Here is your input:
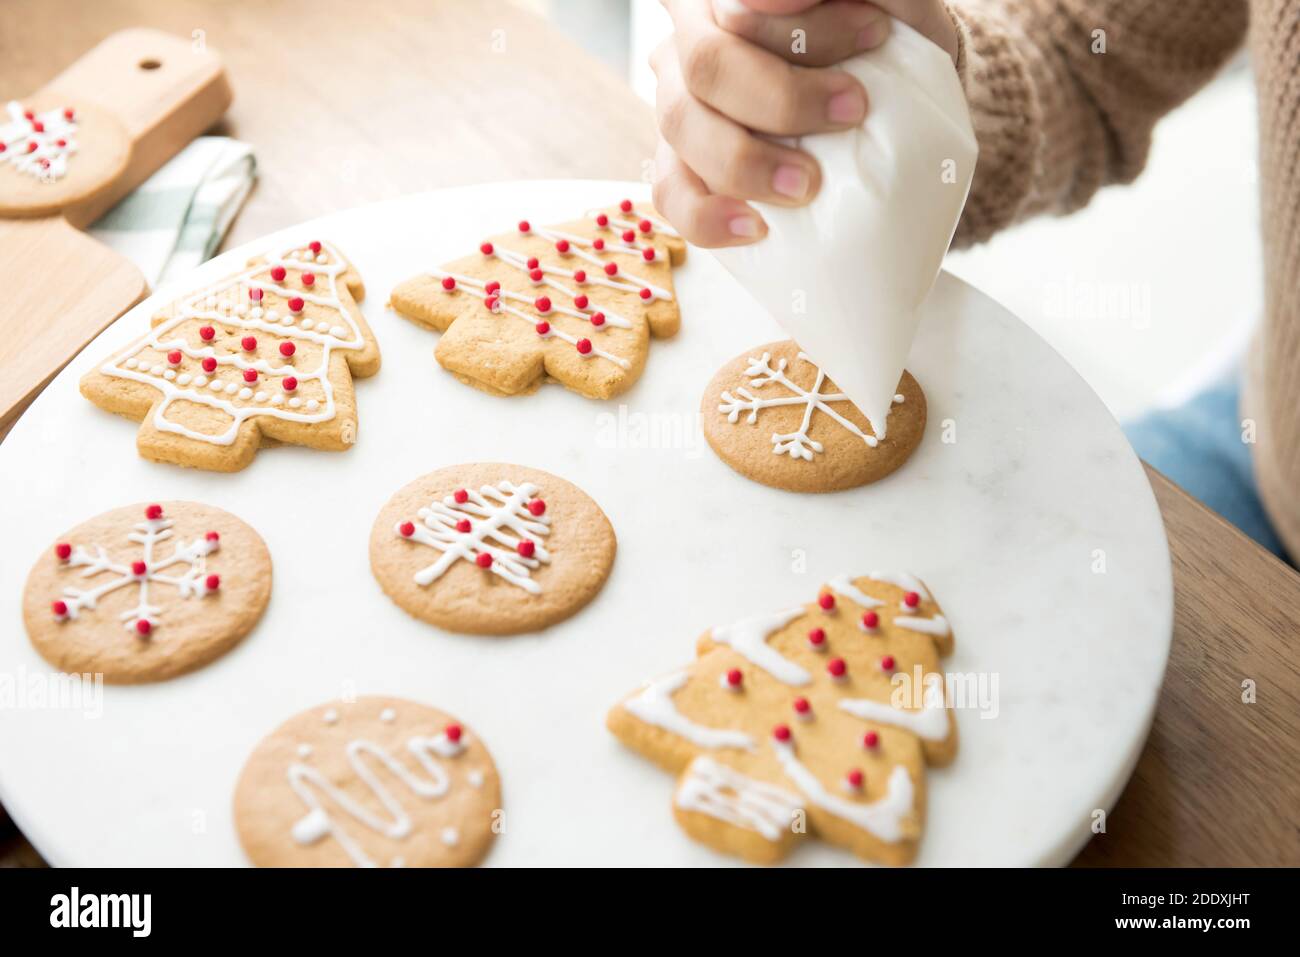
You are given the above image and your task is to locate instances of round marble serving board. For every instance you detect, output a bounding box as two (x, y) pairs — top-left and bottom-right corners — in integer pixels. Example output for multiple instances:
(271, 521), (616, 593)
(0, 180), (1172, 866)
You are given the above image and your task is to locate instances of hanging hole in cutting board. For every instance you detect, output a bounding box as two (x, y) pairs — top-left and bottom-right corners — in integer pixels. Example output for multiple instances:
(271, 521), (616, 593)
(138, 58), (162, 70)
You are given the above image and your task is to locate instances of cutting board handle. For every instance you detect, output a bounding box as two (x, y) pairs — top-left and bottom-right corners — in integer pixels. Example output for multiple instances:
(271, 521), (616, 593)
(42, 28), (233, 228)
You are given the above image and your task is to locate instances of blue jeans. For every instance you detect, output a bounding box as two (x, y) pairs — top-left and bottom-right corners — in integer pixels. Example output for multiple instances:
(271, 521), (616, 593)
(1124, 376), (1289, 560)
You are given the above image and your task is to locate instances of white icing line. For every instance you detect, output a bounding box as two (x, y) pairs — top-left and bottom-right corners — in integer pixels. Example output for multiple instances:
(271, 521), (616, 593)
(675, 756), (802, 841)
(623, 672), (754, 751)
(772, 741), (914, 843)
(710, 606), (810, 686)
(839, 675), (950, 741)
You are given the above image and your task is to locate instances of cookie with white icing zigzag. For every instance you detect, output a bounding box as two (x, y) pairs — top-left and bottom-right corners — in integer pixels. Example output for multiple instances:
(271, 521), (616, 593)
(607, 572), (955, 865)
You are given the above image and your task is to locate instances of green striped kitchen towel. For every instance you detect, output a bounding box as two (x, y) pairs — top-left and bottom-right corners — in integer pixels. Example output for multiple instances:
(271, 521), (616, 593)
(89, 136), (255, 288)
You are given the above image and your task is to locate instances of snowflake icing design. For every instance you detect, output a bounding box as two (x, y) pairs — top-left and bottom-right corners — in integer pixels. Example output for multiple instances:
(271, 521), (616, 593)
(717, 352), (902, 461)
(396, 481), (552, 594)
(53, 515), (219, 632)
(1, 101), (78, 182)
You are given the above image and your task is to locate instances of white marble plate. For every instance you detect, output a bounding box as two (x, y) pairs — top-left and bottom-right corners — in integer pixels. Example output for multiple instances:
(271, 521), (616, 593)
(0, 180), (1172, 866)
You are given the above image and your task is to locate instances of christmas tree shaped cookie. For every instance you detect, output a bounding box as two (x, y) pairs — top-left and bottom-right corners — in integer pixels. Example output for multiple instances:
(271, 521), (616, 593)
(80, 240), (380, 472)
(608, 573), (956, 865)
(388, 199), (684, 399)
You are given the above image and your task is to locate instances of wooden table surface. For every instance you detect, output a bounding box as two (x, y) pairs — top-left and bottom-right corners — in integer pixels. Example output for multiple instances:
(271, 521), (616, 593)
(2, 0), (1297, 868)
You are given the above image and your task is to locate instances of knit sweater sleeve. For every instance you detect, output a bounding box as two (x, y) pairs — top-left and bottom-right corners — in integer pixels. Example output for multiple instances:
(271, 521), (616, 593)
(946, 0), (1250, 247)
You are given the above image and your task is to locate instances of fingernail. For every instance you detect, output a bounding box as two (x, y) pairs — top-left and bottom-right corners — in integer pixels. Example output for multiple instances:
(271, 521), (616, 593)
(728, 215), (761, 237)
(772, 164), (810, 200)
(856, 20), (888, 50)
(827, 88), (866, 125)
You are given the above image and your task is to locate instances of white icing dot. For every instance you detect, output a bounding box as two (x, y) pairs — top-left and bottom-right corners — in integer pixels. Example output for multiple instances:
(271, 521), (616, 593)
(314, 320), (329, 332)
(236, 304), (249, 316)
(305, 399), (320, 412)
(149, 363), (164, 375)
(440, 827), (459, 847)
(329, 325), (345, 338)
(208, 379), (223, 391)
(250, 307), (263, 319)
(238, 387), (252, 400)
(288, 397), (302, 408)
(177, 373), (192, 386)
(124, 358), (138, 369)
(254, 391), (267, 403)
(270, 394), (284, 406)
(192, 375), (208, 387)
(223, 382), (238, 395)
(467, 770), (484, 789)
(163, 369), (176, 380)
(287, 251), (300, 260)
(264, 310), (278, 323)
(299, 319), (312, 329)
(297, 744), (313, 758)
(322, 708), (338, 724)
(281, 313), (295, 325)
(379, 708), (396, 723)
(315, 254), (327, 264)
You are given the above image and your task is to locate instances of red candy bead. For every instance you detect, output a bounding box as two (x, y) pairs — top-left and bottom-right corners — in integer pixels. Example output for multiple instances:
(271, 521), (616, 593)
(807, 627), (826, 647)
(818, 592), (835, 610)
(241, 336), (257, 351)
(55, 138), (66, 147)
(862, 611), (879, 630)
(249, 287), (263, 301)
(573, 294), (589, 309)
(441, 276), (456, 291)
(573, 270), (587, 283)
(793, 697), (811, 715)
(280, 342), (296, 357)
(132, 561), (148, 576)
(480, 242), (494, 255)
(205, 531), (220, 543)
(592, 238), (605, 251)
(167, 350), (182, 365)
(595, 213), (609, 227)
(399, 521), (415, 537)
(576, 338), (593, 355)
(642, 247), (656, 261)
(453, 488), (469, 504)
(529, 269), (543, 282)
(535, 296), (552, 313)
(31, 121), (44, 133)
(517, 539), (536, 558)
(301, 272), (315, 287)
(243, 369), (258, 383)
(880, 655), (896, 672)
(639, 218), (652, 233)
(527, 499), (546, 516)
(445, 724), (463, 743)
(201, 357), (217, 373)
(199, 325), (215, 341)
(726, 668), (743, 688)
(205, 574), (220, 591)
(456, 519), (472, 533)
(620, 199), (633, 212)
(904, 591), (921, 608)
(622, 229), (635, 243)
(535, 321), (550, 335)
(146, 504), (163, 520)
(638, 288), (652, 300)
(485, 280), (500, 294)
(283, 376), (298, 392)
(55, 543), (72, 561)
(0, 144), (7, 154)
(135, 620), (152, 636)
(527, 257), (539, 269)
(288, 297), (305, 313)
(555, 239), (570, 253)
(590, 313), (605, 327)
(52, 600), (68, 617)
(846, 769), (864, 789)
(308, 241), (322, 254)
(26, 142), (37, 153)
(863, 730), (880, 749)
(518, 220), (531, 233)
(604, 263), (619, 277)
(772, 724), (791, 742)
(828, 658), (847, 678)
(476, 552), (493, 568)
(270, 266), (286, 281)
(64, 108), (75, 120)
(23, 110), (34, 120)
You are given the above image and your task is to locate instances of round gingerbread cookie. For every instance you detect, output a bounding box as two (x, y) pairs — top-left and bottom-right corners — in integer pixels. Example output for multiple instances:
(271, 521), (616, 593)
(370, 463), (616, 635)
(21, 501), (271, 683)
(702, 340), (927, 493)
(234, 697), (501, 868)
(0, 98), (130, 219)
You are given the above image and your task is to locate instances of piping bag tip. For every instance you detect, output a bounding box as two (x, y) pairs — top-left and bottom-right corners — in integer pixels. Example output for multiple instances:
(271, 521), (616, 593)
(709, 20), (977, 439)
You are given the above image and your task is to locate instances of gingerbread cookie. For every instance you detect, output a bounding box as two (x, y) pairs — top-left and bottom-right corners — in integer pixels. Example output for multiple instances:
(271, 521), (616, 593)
(370, 463), (616, 635)
(607, 573), (956, 865)
(79, 240), (381, 472)
(22, 501), (270, 684)
(388, 199), (683, 399)
(234, 697), (501, 867)
(0, 99), (130, 218)
(702, 340), (926, 493)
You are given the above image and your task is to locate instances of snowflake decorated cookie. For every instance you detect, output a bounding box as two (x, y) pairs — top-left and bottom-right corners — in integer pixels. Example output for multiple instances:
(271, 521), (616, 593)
(21, 502), (271, 684)
(0, 99), (130, 217)
(370, 463), (616, 635)
(387, 199), (684, 399)
(607, 573), (955, 866)
(234, 697), (501, 867)
(702, 340), (926, 492)
(79, 240), (381, 472)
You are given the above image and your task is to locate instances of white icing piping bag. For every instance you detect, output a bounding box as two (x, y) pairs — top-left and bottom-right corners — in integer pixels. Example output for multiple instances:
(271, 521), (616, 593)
(710, 17), (977, 440)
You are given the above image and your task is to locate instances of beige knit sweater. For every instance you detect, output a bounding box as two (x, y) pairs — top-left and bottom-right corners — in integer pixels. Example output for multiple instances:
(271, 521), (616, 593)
(947, 0), (1300, 558)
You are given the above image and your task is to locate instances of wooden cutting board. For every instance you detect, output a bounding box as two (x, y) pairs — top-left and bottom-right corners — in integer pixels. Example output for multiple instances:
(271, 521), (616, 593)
(0, 28), (231, 437)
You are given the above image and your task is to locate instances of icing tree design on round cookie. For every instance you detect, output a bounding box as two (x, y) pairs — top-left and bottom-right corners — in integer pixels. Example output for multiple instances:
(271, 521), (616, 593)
(395, 480), (552, 594)
(607, 573), (956, 866)
(0, 102), (78, 182)
(720, 351), (904, 460)
(48, 503), (219, 635)
(78, 240), (381, 472)
(235, 698), (502, 867)
(388, 199), (684, 400)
